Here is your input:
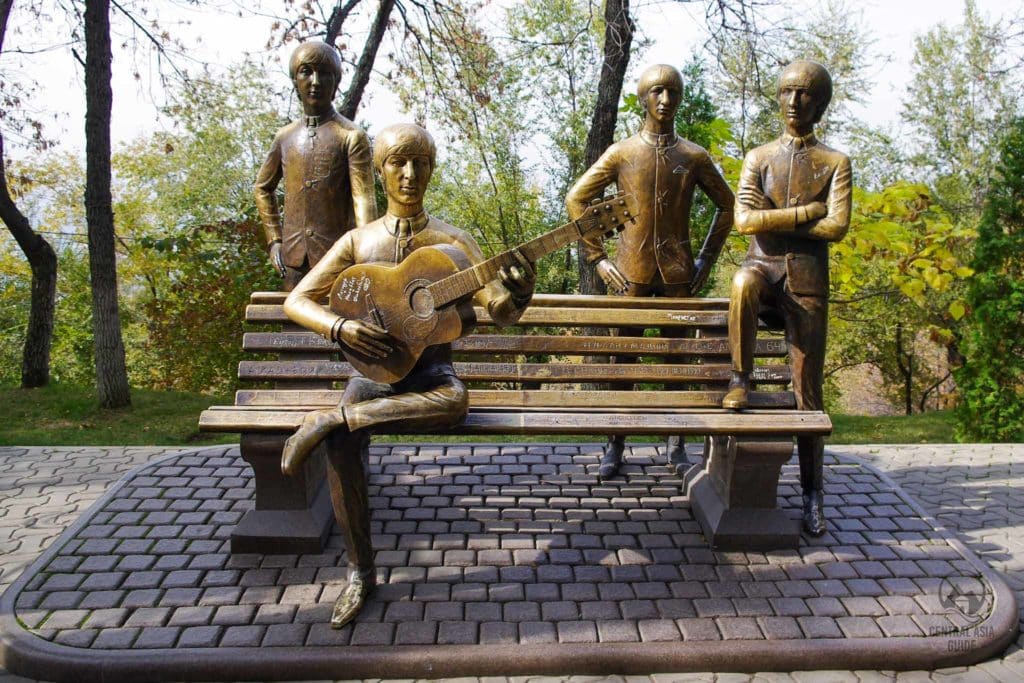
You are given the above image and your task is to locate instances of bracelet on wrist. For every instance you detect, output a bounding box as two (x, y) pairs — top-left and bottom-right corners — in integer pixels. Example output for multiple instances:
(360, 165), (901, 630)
(329, 317), (347, 344)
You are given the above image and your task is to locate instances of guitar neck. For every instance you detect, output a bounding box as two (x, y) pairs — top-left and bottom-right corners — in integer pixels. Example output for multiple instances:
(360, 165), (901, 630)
(426, 220), (585, 308)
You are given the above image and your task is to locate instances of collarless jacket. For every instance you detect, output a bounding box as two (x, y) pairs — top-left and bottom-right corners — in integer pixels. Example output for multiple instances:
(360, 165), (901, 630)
(254, 110), (376, 268)
(567, 134), (734, 286)
(735, 135), (852, 297)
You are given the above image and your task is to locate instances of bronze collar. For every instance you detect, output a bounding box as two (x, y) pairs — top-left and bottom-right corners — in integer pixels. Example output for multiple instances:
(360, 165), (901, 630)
(639, 130), (678, 148)
(385, 211), (429, 237)
(780, 131), (818, 150)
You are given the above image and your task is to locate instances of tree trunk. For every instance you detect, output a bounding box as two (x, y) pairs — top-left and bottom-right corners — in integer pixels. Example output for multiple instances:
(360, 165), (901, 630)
(895, 322), (912, 416)
(324, 0), (361, 45)
(0, 2), (58, 388)
(578, 0), (633, 295)
(84, 0), (131, 408)
(0, 134), (57, 388)
(339, 0), (395, 120)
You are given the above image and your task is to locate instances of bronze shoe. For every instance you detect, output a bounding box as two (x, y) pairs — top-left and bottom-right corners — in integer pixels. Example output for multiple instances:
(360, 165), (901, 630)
(281, 408), (347, 476)
(721, 372), (750, 411)
(330, 571), (376, 629)
(666, 435), (687, 477)
(599, 436), (625, 480)
(802, 492), (826, 537)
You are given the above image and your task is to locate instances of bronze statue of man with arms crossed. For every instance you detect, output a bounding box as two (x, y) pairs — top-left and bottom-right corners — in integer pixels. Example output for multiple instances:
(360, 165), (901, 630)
(566, 64), (735, 479)
(722, 60), (852, 537)
(280, 124), (536, 628)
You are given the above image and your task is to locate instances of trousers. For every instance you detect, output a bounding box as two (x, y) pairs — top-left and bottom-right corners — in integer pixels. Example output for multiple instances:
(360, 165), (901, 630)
(324, 364), (468, 577)
(728, 264), (826, 494)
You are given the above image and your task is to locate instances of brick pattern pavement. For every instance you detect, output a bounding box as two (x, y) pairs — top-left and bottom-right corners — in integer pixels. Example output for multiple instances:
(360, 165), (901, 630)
(0, 447), (200, 594)
(0, 443), (1021, 683)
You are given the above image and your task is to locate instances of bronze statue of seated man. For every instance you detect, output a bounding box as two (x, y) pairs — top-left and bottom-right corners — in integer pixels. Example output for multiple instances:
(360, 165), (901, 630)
(722, 60), (852, 537)
(280, 124), (536, 628)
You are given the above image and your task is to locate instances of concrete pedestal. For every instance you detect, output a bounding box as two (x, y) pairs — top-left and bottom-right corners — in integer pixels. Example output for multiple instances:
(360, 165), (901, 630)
(687, 435), (800, 550)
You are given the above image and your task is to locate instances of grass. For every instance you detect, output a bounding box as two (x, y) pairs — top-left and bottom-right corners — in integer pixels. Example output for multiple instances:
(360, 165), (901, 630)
(0, 384), (235, 447)
(829, 410), (956, 444)
(0, 383), (959, 447)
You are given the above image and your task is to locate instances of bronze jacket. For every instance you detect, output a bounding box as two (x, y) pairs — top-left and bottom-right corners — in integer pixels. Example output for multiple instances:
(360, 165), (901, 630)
(735, 133), (852, 297)
(566, 132), (734, 285)
(254, 109), (377, 268)
(283, 212), (528, 340)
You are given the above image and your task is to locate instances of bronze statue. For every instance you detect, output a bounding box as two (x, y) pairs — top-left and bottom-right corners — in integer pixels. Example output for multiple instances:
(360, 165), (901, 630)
(722, 60), (852, 537)
(254, 41), (378, 290)
(566, 64), (735, 480)
(280, 124), (535, 628)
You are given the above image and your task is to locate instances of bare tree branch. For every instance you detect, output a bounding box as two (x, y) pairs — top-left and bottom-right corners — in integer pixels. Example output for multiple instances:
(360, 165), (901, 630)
(339, 0), (394, 119)
(325, 0), (362, 44)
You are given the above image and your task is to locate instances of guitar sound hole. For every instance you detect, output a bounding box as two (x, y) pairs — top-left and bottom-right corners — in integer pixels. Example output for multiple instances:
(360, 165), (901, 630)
(409, 287), (435, 317)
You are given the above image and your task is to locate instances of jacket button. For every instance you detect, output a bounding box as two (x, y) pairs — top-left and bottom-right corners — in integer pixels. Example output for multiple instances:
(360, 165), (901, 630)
(304, 180), (312, 188)
(305, 229), (313, 236)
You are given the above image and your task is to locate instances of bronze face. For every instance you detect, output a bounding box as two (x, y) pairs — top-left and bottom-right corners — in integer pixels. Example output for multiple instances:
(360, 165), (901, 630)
(381, 154), (432, 211)
(776, 61), (832, 136)
(294, 60), (339, 114)
(644, 82), (681, 126)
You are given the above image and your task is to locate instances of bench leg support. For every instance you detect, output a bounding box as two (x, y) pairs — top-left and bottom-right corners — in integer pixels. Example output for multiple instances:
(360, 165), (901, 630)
(688, 435), (801, 550)
(232, 433), (334, 554)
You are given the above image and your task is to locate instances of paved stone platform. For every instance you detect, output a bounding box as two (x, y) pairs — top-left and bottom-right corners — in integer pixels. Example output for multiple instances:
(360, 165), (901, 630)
(0, 444), (1016, 682)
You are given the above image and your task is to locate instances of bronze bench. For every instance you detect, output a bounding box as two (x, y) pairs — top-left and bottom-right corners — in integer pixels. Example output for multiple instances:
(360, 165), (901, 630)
(199, 291), (832, 553)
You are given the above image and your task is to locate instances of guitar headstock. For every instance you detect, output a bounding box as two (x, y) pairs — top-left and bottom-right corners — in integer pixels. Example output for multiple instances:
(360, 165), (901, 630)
(578, 192), (638, 239)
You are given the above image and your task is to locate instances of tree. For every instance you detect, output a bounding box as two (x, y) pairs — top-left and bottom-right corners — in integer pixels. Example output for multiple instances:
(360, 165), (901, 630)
(577, 0), (634, 295)
(84, 0), (130, 408)
(0, 0), (56, 388)
(708, 0), (877, 153)
(827, 182), (976, 414)
(902, 0), (1022, 219)
(113, 63), (283, 392)
(954, 118), (1024, 442)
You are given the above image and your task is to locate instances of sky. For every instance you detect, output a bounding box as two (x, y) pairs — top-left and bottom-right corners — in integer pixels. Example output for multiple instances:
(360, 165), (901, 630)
(3, 0), (1021, 158)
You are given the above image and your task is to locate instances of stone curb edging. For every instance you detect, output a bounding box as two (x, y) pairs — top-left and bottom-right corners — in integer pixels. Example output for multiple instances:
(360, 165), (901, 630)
(0, 445), (1017, 682)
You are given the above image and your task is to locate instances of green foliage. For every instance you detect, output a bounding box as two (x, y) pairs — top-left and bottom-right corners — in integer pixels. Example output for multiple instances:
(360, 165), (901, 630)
(2, 61), (284, 395)
(709, 0), (876, 152)
(827, 182), (975, 413)
(902, 0), (1021, 218)
(954, 118), (1024, 442)
(110, 62), (283, 392)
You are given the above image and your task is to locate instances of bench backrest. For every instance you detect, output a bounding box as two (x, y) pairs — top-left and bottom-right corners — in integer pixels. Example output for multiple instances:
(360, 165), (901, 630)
(236, 292), (795, 412)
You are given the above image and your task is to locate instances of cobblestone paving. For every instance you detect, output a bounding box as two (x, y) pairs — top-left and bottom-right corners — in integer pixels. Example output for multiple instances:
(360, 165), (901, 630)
(0, 443), (1021, 683)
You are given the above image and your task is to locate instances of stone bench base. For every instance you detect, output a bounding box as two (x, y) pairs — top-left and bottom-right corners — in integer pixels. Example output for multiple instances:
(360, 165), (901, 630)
(686, 436), (801, 550)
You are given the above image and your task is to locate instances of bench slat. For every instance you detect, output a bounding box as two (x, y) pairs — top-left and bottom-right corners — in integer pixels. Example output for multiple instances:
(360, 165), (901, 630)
(234, 388), (795, 409)
(238, 360), (792, 384)
(242, 332), (789, 357)
(199, 407), (831, 435)
(250, 291), (731, 310)
(246, 304), (729, 328)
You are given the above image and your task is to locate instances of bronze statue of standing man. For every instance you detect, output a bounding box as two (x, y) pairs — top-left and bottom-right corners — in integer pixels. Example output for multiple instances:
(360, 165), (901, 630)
(566, 64), (735, 479)
(722, 60), (852, 536)
(255, 41), (378, 290)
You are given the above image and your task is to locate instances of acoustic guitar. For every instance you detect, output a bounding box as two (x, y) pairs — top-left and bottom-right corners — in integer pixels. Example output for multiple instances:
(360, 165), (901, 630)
(328, 193), (638, 383)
